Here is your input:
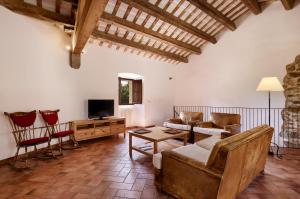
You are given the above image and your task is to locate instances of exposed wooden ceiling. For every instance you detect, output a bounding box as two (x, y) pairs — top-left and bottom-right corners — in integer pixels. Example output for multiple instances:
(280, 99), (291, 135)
(0, 0), (298, 68)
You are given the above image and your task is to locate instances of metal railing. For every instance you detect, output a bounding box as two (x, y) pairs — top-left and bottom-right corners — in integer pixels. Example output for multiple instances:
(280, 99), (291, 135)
(174, 106), (300, 149)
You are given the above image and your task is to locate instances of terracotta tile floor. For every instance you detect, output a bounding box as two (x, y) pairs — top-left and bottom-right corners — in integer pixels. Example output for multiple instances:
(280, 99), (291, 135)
(0, 134), (299, 199)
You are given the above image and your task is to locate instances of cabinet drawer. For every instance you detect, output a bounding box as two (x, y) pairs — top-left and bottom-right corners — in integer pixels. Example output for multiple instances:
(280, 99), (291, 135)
(95, 126), (110, 136)
(111, 124), (125, 134)
(75, 129), (95, 140)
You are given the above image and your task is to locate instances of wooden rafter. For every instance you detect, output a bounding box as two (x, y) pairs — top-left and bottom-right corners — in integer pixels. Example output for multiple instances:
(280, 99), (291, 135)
(55, 0), (62, 13)
(121, 0), (217, 44)
(71, 0), (109, 68)
(240, 0), (262, 14)
(37, 0), (42, 7)
(187, 0), (236, 31)
(92, 30), (188, 63)
(0, 0), (74, 26)
(280, 0), (295, 10)
(101, 13), (201, 55)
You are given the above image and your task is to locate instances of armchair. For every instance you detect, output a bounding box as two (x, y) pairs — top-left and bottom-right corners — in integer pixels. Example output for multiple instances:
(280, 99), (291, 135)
(194, 112), (241, 142)
(163, 112), (203, 142)
(155, 125), (274, 199)
(4, 111), (54, 168)
(39, 110), (78, 155)
(164, 111), (203, 130)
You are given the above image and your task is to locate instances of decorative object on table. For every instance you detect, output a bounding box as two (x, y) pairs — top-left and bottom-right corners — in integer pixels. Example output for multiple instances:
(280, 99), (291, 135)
(134, 129), (152, 134)
(138, 145), (153, 151)
(256, 76), (284, 157)
(162, 129), (182, 134)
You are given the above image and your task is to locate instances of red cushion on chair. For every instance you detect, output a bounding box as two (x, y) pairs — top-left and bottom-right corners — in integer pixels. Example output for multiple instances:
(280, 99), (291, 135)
(19, 137), (49, 146)
(40, 111), (59, 125)
(10, 111), (36, 128)
(52, 130), (74, 138)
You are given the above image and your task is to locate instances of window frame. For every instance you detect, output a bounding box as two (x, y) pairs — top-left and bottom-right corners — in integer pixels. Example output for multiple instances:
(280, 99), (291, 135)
(118, 77), (143, 106)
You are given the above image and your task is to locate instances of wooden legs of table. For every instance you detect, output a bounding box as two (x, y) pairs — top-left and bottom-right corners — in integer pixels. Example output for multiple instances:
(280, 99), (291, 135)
(129, 133), (133, 159)
(183, 134), (188, 146)
(153, 141), (158, 154)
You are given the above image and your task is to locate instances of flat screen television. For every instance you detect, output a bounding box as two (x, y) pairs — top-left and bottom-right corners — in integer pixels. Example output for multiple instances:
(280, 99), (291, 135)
(88, 99), (114, 119)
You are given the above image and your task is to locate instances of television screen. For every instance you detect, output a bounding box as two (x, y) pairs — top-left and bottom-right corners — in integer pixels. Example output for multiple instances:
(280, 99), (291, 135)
(88, 100), (114, 119)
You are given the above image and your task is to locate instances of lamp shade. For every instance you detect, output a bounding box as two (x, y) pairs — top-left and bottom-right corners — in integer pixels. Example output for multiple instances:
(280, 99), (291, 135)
(256, 77), (284, 91)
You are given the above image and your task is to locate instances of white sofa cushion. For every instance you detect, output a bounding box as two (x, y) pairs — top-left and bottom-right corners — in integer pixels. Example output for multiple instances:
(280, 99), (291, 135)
(153, 144), (211, 169)
(195, 135), (221, 150)
(163, 122), (191, 131)
(193, 127), (228, 135)
(173, 144), (211, 164)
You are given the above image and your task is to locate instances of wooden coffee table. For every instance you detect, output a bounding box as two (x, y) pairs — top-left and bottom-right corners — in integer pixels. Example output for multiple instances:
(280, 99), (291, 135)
(128, 126), (189, 158)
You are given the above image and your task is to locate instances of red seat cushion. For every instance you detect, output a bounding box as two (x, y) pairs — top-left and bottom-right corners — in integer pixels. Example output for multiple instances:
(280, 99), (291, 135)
(19, 137), (49, 147)
(52, 130), (74, 138)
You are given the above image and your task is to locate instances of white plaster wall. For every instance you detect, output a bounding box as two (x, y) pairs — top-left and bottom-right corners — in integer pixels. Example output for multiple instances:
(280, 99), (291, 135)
(174, 3), (300, 108)
(0, 7), (175, 160)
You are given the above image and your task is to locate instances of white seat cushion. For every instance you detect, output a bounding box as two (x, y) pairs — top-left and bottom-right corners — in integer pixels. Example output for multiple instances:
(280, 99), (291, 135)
(163, 122), (191, 131)
(153, 144), (211, 169)
(193, 127), (228, 135)
(195, 135), (221, 150)
(173, 144), (211, 164)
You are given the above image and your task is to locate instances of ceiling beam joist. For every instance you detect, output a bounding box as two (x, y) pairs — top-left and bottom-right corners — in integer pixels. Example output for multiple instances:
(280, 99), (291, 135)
(101, 13), (201, 55)
(92, 30), (188, 63)
(55, 0), (62, 13)
(280, 0), (295, 10)
(121, 0), (216, 44)
(187, 0), (236, 30)
(0, 0), (74, 26)
(71, 0), (109, 68)
(240, 0), (262, 14)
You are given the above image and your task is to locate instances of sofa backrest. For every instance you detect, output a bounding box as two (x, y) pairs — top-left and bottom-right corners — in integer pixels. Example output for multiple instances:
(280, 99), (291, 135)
(179, 112), (203, 124)
(206, 125), (274, 199)
(211, 112), (241, 128)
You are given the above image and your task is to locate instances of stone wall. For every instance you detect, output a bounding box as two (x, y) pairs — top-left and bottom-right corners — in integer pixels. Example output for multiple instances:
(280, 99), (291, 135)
(281, 55), (300, 148)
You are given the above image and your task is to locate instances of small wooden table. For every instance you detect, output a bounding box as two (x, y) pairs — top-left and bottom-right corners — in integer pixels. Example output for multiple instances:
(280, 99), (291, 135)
(129, 126), (189, 158)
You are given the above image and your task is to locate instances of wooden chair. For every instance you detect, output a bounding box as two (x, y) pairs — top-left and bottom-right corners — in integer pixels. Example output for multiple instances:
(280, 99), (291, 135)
(39, 110), (78, 155)
(4, 111), (53, 167)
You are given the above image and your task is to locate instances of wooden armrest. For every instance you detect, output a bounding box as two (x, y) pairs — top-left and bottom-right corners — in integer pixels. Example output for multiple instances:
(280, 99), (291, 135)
(188, 120), (200, 126)
(224, 124), (241, 134)
(197, 121), (214, 128)
(168, 118), (183, 124)
(162, 150), (222, 179)
(221, 132), (236, 139)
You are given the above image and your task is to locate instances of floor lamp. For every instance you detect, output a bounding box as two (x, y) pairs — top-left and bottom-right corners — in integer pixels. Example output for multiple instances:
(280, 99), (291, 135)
(256, 77), (284, 156)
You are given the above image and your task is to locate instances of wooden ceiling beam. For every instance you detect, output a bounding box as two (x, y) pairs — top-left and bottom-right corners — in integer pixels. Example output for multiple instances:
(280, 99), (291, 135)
(187, 0), (236, 30)
(280, 0), (295, 10)
(55, 0), (62, 13)
(121, 0), (216, 44)
(0, 0), (74, 25)
(101, 13), (201, 54)
(92, 30), (188, 63)
(71, 0), (109, 68)
(240, 0), (262, 14)
(37, 0), (42, 7)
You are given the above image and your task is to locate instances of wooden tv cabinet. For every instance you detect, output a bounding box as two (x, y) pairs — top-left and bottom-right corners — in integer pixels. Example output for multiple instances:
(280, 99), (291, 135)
(71, 117), (126, 141)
